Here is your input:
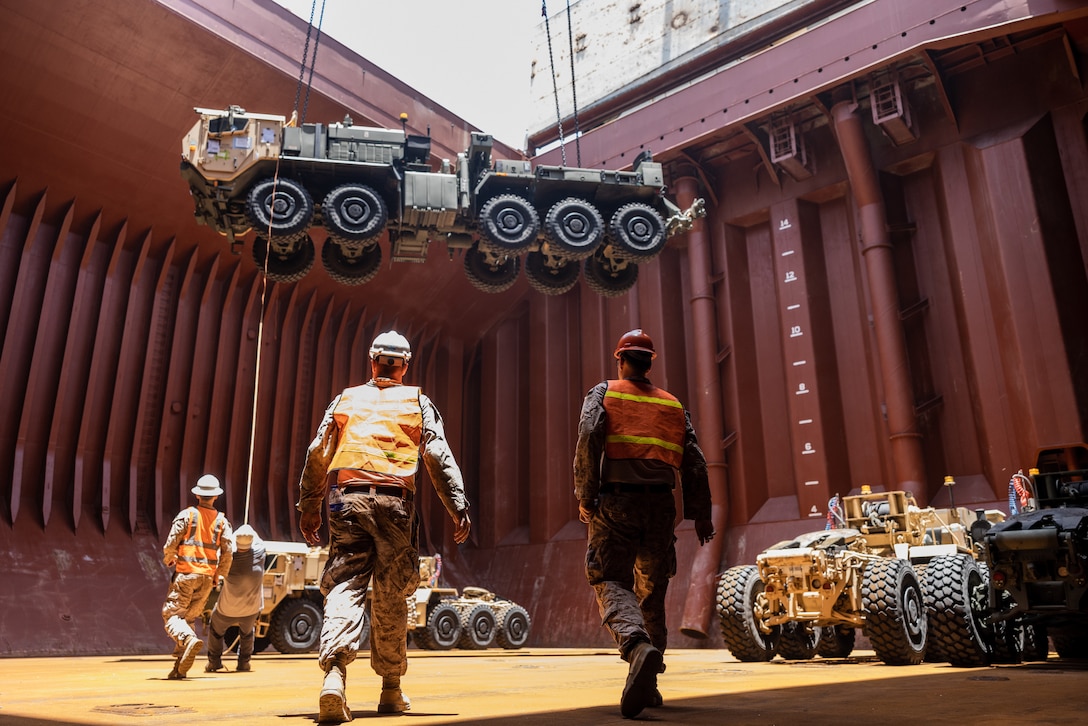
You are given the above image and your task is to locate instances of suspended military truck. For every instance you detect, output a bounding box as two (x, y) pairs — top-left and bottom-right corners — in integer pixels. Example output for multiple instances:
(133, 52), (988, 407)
(716, 488), (1009, 666)
(977, 444), (1088, 660)
(179, 105), (704, 296)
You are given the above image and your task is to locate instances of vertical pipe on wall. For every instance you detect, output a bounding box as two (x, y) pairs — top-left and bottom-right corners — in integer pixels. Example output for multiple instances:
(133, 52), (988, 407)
(831, 98), (927, 501)
(675, 174), (729, 639)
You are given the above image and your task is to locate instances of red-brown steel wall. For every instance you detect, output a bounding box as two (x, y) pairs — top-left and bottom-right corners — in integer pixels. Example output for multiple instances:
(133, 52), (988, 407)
(2, 0), (1087, 656)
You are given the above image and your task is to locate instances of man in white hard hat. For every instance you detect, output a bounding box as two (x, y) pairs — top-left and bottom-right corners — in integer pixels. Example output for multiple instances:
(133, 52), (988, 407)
(297, 330), (471, 723)
(204, 523), (265, 673)
(161, 473), (234, 680)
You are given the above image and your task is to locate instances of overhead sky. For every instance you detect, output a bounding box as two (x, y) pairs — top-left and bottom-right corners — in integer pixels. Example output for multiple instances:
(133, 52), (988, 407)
(273, 0), (546, 151)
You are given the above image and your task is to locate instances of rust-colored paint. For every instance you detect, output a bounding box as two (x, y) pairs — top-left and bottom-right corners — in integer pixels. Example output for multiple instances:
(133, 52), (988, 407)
(1, 0), (1087, 656)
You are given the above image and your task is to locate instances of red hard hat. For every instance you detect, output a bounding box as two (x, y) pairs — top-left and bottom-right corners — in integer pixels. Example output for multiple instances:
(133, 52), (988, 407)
(613, 329), (657, 359)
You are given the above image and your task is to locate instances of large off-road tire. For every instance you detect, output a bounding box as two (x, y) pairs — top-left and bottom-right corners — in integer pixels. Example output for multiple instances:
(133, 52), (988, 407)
(320, 239), (382, 286)
(463, 244), (520, 293)
(816, 625), (856, 658)
(1022, 622), (1049, 662)
(583, 249), (638, 297)
(478, 194), (539, 252)
(524, 251), (580, 295)
(357, 607), (371, 650)
(1051, 626), (1088, 659)
(922, 554), (990, 666)
(495, 604), (531, 649)
(458, 603), (497, 650)
(716, 566), (779, 662)
(775, 621), (820, 660)
(268, 598), (322, 654)
(252, 234), (315, 284)
(544, 197), (604, 260)
(425, 602), (462, 651)
(245, 177), (314, 240)
(322, 183), (387, 242)
(609, 202), (666, 263)
(862, 558), (927, 665)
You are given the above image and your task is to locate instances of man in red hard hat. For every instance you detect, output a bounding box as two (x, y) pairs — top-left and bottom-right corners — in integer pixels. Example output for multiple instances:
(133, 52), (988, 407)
(574, 329), (714, 719)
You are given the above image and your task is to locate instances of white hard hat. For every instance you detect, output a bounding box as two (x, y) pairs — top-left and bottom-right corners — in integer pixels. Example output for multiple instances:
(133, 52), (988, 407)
(234, 524), (257, 550)
(369, 330), (412, 365)
(191, 474), (224, 497)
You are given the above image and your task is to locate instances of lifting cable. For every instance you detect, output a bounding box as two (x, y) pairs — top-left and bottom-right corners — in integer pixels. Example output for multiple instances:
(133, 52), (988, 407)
(243, 0), (326, 528)
(541, 1), (583, 166)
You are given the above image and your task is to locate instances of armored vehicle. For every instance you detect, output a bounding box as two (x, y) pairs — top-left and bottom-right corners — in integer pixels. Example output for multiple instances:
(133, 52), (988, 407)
(179, 105), (704, 296)
(214, 546), (531, 654)
(407, 555), (532, 651)
(716, 488), (1006, 666)
(977, 444), (1088, 660)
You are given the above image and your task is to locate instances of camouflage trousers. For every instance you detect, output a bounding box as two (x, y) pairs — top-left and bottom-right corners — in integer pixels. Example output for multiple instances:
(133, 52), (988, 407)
(162, 572), (214, 645)
(585, 491), (677, 661)
(318, 491), (419, 677)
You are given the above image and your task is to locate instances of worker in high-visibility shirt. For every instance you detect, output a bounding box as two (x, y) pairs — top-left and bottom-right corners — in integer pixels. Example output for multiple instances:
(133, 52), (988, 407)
(297, 330), (471, 723)
(161, 474), (234, 680)
(574, 329), (714, 719)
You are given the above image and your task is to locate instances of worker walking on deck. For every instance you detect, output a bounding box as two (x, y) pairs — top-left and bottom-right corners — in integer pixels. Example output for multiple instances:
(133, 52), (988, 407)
(161, 474), (234, 680)
(204, 523), (265, 673)
(574, 329), (714, 719)
(297, 330), (471, 723)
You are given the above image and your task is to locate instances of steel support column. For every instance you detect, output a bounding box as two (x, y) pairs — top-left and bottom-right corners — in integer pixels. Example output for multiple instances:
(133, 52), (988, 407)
(831, 99), (927, 500)
(675, 174), (728, 639)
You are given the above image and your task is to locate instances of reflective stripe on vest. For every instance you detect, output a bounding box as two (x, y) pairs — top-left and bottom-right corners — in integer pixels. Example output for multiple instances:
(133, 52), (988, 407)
(602, 379), (685, 468)
(329, 384), (423, 477)
(175, 506), (226, 576)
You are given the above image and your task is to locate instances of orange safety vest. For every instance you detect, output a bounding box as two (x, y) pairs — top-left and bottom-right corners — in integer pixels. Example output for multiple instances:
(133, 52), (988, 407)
(175, 506), (227, 576)
(602, 379), (686, 469)
(329, 384), (423, 478)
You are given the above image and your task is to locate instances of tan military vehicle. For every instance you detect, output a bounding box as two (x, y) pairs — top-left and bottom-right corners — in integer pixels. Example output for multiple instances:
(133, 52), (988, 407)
(716, 488), (1007, 665)
(224, 546), (530, 654)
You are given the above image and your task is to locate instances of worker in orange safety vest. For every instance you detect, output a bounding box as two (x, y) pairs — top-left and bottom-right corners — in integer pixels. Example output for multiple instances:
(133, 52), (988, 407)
(574, 329), (714, 719)
(297, 330), (471, 723)
(161, 473), (233, 680)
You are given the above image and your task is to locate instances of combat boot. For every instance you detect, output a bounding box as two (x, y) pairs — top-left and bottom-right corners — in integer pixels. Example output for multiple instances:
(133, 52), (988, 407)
(176, 635), (203, 678)
(319, 654), (352, 723)
(377, 675), (411, 714)
(620, 641), (662, 719)
(235, 660), (251, 672)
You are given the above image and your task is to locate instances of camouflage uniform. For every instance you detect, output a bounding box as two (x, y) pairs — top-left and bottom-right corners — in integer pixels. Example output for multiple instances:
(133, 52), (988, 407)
(297, 379), (469, 677)
(574, 378), (711, 661)
(161, 506), (233, 646)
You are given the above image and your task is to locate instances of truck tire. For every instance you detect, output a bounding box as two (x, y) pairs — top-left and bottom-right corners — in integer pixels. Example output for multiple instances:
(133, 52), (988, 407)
(357, 607), (371, 650)
(320, 239), (382, 286)
(524, 251), (579, 295)
(458, 603), (497, 650)
(269, 598), (322, 654)
(716, 566), (779, 662)
(245, 177), (314, 240)
(816, 625), (856, 658)
(252, 234), (315, 283)
(1051, 626), (1088, 659)
(544, 198), (604, 260)
(463, 244), (520, 293)
(922, 554), (990, 666)
(861, 558), (927, 665)
(775, 622), (820, 660)
(583, 249), (638, 297)
(322, 184), (387, 242)
(479, 194), (539, 252)
(495, 604), (531, 649)
(425, 602), (462, 650)
(608, 202), (666, 263)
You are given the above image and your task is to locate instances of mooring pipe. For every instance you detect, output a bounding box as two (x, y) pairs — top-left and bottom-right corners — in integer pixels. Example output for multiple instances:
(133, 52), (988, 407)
(831, 99), (927, 501)
(674, 174), (729, 639)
